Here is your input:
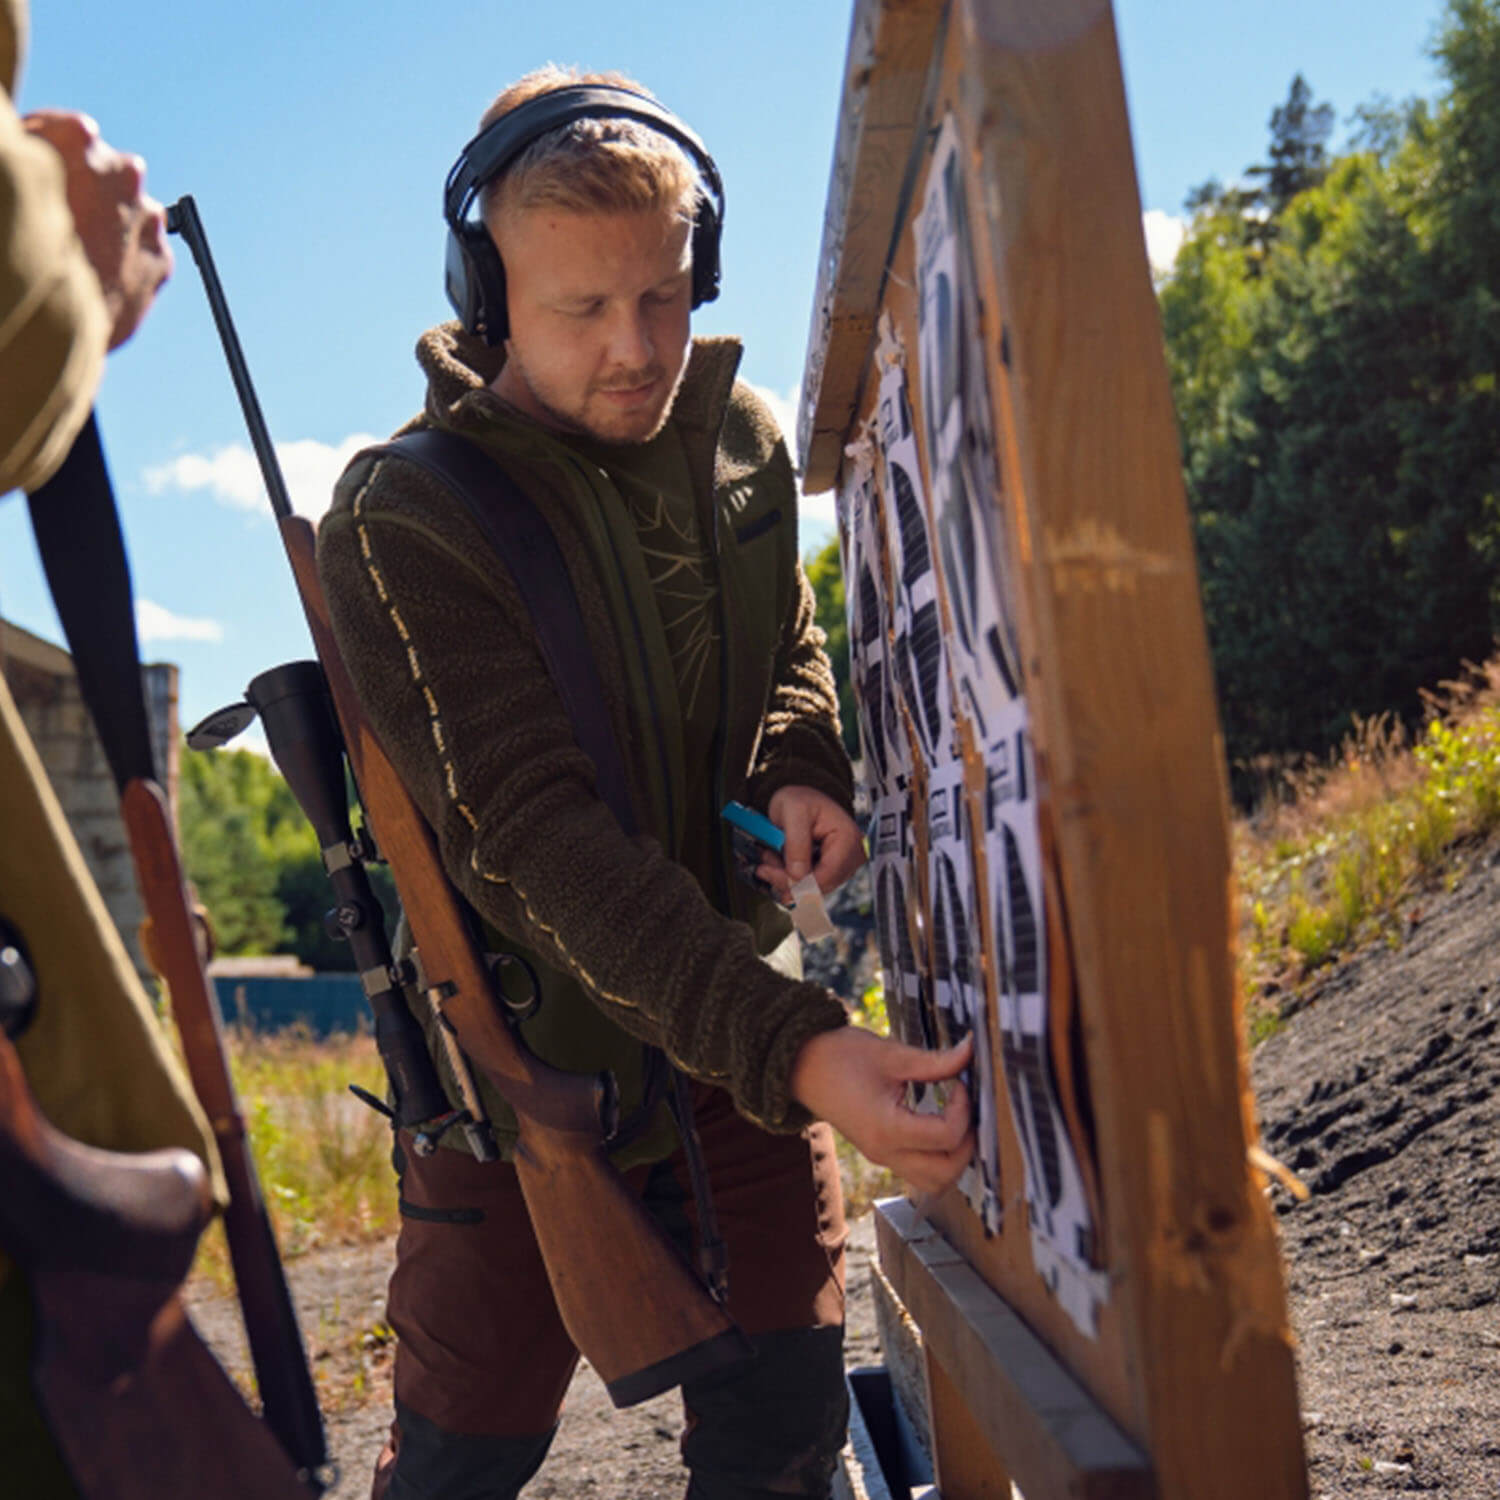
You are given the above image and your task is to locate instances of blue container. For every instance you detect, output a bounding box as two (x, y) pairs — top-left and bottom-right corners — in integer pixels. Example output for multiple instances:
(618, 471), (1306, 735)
(212, 974), (370, 1037)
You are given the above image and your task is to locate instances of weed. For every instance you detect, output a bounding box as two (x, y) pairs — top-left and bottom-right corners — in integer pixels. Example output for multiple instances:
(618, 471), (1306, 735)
(190, 1028), (396, 1289)
(1238, 659), (1500, 1022)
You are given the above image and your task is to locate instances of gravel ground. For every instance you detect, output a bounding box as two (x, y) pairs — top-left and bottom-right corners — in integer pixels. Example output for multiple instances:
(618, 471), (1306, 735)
(1254, 853), (1500, 1496)
(186, 1213), (882, 1498)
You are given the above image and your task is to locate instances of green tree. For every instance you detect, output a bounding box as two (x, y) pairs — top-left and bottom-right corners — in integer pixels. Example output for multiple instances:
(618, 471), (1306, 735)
(179, 745), (391, 969)
(1164, 1), (1500, 782)
(179, 746), (295, 954)
(1184, 74), (1335, 266)
(1247, 73), (1336, 221)
(805, 536), (858, 757)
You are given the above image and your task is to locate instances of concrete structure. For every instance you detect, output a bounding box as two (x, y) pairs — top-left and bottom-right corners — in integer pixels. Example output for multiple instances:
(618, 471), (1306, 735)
(2, 616), (179, 987)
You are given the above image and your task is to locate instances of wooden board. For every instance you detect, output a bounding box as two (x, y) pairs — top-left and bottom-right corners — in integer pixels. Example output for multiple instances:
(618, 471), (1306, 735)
(878, 1198), (1150, 1500)
(801, 3), (1309, 1497)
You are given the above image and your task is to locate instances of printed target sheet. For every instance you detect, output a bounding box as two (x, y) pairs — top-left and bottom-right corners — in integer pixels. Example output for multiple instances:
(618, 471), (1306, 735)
(914, 114), (1107, 1335)
(839, 115), (1107, 1332)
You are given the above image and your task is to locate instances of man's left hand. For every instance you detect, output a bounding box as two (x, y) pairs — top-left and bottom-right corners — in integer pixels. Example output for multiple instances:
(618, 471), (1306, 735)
(758, 785), (865, 902)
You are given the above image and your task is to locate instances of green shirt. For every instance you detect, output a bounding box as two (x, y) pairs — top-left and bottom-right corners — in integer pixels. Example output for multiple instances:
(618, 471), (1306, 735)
(575, 422), (724, 900)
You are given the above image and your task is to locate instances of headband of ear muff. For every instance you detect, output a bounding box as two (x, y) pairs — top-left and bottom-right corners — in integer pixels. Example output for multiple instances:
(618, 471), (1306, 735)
(443, 84), (725, 347)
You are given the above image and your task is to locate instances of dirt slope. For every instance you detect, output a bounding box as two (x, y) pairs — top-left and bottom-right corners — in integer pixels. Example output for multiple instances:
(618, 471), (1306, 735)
(1253, 853), (1500, 1495)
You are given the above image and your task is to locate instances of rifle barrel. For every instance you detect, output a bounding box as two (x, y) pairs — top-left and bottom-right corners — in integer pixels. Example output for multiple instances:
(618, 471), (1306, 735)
(166, 196), (295, 521)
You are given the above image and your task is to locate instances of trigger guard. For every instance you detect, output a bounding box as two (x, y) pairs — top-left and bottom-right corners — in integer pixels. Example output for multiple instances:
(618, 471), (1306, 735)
(488, 950), (542, 1021)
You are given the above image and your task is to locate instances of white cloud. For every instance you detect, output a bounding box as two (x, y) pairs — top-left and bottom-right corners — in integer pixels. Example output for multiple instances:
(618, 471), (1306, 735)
(144, 433), (383, 520)
(1143, 209), (1187, 278)
(135, 598), (223, 643)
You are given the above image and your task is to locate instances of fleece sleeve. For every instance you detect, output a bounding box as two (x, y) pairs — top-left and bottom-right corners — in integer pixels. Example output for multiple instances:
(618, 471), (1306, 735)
(317, 455), (849, 1132)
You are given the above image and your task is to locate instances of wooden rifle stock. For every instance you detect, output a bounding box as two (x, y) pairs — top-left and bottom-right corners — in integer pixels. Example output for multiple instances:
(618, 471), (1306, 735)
(281, 513), (750, 1402)
(122, 778), (331, 1467)
(0, 1033), (307, 1498)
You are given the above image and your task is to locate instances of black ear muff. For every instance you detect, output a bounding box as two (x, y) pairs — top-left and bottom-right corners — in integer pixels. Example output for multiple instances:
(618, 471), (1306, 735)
(445, 220), (508, 344)
(442, 84), (725, 347)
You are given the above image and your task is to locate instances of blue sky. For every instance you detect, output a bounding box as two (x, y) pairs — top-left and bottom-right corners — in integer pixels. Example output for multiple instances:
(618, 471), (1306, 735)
(2, 0), (1448, 747)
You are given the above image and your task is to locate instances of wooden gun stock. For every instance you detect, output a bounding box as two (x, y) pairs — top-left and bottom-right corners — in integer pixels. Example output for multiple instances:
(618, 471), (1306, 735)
(281, 514), (750, 1404)
(0, 1035), (307, 1499)
(122, 777), (329, 1468)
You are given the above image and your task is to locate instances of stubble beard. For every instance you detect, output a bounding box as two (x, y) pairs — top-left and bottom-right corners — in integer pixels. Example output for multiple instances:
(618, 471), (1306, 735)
(509, 351), (688, 447)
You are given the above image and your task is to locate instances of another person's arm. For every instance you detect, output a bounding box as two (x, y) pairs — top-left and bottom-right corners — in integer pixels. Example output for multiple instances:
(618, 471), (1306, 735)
(0, 103), (170, 497)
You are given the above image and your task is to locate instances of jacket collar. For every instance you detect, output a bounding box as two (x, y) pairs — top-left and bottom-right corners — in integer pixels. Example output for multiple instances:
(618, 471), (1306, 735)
(414, 321), (743, 447)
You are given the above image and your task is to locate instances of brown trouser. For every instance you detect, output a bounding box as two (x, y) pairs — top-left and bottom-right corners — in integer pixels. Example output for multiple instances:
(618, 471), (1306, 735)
(374, 1081), (849, 1499)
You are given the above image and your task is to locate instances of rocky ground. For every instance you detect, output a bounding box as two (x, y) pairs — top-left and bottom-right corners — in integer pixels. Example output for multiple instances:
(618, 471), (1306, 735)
(189, 853), (1500, 1497)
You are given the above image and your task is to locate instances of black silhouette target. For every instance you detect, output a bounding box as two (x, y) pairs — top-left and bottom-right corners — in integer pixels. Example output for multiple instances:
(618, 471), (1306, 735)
(1005, 1033), (1064, 1215)
(1001, 825), (1039, 993)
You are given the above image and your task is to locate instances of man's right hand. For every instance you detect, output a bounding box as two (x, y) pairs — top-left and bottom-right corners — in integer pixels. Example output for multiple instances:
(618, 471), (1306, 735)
(23, 110), (171, 350)
(791, 1026), (976, 1194)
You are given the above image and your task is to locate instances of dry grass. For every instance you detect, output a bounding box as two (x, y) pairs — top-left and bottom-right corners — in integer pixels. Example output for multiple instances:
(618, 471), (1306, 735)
(1237, 656), (1500, 1038)
(191, 1027), (396, 1289)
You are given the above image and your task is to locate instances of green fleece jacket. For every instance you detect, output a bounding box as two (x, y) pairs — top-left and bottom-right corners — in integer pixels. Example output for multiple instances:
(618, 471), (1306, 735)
(317, 322), (853, 1153)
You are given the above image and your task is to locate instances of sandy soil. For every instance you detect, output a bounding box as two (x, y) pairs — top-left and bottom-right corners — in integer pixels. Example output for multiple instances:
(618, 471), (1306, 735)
(188, 853), (1500, 1497)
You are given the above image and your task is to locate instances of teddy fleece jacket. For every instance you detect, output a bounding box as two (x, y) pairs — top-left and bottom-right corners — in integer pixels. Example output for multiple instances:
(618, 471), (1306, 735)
(316, 322), (854, 1146)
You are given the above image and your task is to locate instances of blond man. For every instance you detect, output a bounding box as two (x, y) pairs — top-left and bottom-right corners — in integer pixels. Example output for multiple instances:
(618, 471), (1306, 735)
(318, 67), (973, 1499)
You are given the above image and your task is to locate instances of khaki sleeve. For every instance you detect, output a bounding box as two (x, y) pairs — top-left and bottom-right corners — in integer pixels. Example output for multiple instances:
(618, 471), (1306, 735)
(0, 678), (222, 1184)
(0, 81), (108, 497)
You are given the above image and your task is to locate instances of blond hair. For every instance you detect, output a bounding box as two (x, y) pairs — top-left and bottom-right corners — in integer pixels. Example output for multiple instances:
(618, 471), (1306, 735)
(478, 66), (699, 227)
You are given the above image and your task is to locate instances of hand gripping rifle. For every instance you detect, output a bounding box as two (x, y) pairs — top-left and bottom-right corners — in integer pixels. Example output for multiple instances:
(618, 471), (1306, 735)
(167, 195), (752, 1405)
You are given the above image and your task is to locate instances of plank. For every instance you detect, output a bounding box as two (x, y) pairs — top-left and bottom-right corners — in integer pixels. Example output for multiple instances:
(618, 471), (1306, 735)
(948, 4), (1308, 1494)
(807, 1), (1309, 1494)
(876, 1199), (1152, 1500)
(797, 0), (948, 490)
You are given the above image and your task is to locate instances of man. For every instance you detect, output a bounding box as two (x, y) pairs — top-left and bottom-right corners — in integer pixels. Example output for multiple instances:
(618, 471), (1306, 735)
(318, 66), (974, 1499)
(1, 2), (220, 1491)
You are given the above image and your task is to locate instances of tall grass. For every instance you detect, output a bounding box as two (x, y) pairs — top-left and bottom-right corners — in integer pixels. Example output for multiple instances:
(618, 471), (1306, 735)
(192, 1028), (397, 1288)
(1238, 657), (1500, 1033)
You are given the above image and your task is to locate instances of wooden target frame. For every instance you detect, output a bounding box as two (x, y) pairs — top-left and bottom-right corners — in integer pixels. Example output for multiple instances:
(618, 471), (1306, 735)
(799, 4), (1308, 1497)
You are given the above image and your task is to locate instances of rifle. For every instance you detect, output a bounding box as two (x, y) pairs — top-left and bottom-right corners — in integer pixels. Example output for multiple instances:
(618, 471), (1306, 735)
(25, 416), (331, 1488)
(0, 959), (308, 1497)
(168, 194), (753, 1405)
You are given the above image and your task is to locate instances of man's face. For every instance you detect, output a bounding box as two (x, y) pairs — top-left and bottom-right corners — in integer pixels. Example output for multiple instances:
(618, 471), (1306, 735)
(490, 201), (694, 445)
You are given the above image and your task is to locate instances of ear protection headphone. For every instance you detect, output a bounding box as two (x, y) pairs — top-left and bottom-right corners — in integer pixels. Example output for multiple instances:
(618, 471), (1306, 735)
(443, 84), (725, 347)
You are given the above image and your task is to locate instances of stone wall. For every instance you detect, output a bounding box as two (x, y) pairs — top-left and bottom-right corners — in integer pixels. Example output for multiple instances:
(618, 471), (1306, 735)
(2, 618), (179, 987)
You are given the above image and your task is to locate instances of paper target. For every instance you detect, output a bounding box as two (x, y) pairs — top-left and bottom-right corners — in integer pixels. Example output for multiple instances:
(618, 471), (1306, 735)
(914, 115), (1024, 746)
